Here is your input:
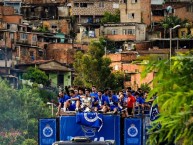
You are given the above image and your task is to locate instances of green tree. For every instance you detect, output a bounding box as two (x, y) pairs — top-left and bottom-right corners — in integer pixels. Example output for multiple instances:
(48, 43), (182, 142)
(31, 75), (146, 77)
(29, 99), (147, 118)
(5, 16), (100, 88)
(73, 40), (114, 89)
(23, 67), (49, 86)
(106, 71), (124, 92)
(101, 10), (120, 24)
(144, 52), (193, 145)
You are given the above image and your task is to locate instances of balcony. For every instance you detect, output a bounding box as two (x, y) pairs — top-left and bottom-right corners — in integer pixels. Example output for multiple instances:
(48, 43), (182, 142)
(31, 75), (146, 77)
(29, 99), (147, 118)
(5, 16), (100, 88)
(105, 34), (136, 41)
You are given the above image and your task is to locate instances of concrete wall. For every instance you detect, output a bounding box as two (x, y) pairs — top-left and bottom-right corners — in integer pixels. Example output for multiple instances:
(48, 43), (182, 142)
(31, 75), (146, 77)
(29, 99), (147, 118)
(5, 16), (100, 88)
(102, 24), (146, 41)
(120, 0), (151, 25)
(136, 24), (146, 41)
(49, 72), (72, 88)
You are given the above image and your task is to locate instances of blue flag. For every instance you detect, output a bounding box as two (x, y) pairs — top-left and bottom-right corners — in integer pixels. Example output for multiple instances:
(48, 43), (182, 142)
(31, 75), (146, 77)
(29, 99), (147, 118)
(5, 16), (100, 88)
(150, 104), (159, 121)
(76, 113), (103, 132)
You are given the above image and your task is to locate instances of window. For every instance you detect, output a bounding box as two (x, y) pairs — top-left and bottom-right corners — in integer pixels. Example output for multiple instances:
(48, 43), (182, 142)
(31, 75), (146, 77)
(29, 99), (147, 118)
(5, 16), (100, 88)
(0, 53), (3, 60)
(52, 25), (57, 29)
(99, 2), (104, 7)
(30, 51), (35, 61)
(181, 31), (186, 37)
(187, 5), (193, 12)
(113, 3), (119, 8)
(0, 33), (4, 40)
(10, 33), (14, 39)
(123, 29), (135, 35)
(128, 13), (135, 19)
(32, 35), (37, 42)
(30, 51), (34, 56)
(74, 3), (79, 7)
(112, 29), (118, 35)
(38, 50), (43, 57)
(20, 33), (28, 40)
(80, 3), (87, 7)
(131, 0), (137, 3)
(115, 65), (119, 70)
(128, 29), (135, 34)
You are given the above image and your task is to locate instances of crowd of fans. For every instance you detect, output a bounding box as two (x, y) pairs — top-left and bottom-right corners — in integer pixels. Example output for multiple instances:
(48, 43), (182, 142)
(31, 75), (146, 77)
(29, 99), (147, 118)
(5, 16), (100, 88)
(55, 86), (153, 117)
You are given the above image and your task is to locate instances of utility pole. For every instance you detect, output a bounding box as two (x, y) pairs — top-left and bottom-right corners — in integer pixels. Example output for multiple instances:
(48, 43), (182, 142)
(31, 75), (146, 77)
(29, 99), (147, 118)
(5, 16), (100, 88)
(4, 31), (8, 75)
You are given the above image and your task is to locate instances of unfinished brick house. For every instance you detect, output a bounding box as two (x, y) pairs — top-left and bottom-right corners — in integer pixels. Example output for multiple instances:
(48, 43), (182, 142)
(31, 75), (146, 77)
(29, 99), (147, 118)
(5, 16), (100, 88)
(21, 0), (70, 34)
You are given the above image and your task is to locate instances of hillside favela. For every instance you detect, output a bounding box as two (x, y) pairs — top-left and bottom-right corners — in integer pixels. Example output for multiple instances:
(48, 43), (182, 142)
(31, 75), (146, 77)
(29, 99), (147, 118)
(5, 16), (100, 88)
(0, 0), (193, 145)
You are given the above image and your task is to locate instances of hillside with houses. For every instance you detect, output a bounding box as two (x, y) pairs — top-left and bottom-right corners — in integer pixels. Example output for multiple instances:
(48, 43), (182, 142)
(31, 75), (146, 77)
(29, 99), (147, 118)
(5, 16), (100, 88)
(0, 0), (192, 90)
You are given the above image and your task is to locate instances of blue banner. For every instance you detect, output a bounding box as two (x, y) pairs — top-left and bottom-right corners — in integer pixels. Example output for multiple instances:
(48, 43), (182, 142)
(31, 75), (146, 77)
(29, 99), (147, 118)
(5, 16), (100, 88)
(76, 113), (103, 132)
(59, 115), (120, 145)
(39, 119), (57, 145)
(124, 118), (142, 145)
(150, 104), (159, 121)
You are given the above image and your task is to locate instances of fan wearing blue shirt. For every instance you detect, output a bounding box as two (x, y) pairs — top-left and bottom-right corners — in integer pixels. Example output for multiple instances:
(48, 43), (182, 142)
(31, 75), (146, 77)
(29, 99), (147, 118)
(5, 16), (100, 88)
(108, 90), (119, 114)
(92, 90), (103, 112)
(90, 85), (98, 98)
(63, 90), (80, 112)
(99, 89), (110, 113)
(56, 91), (70, 116)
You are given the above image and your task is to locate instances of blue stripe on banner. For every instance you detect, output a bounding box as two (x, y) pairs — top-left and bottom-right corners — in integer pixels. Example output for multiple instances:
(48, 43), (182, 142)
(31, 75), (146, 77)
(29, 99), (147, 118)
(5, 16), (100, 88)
(59, 115), (120, 145)
(39, 119), (57, 145)
(124, 118), (142, 145)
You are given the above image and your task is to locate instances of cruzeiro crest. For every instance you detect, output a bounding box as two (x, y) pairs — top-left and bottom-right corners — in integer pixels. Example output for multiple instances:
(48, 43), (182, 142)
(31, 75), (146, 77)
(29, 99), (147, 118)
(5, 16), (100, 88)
(84, 113), (99, 122)
(43, 124), (53, 138)
(128, 124), (138, 137)
(81, 113), (99, 137)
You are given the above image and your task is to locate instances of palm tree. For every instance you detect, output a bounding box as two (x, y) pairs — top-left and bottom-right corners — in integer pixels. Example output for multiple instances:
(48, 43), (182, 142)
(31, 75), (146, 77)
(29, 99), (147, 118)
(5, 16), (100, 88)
(160, 16), (188, 38)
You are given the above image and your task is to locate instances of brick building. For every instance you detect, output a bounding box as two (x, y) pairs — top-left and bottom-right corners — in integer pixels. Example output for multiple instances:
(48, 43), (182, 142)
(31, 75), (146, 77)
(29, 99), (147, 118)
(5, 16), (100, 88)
(46, 43), (74, 64)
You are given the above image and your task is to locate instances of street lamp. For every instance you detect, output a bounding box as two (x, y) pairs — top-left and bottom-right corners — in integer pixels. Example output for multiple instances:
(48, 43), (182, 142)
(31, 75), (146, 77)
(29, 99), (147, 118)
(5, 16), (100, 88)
(0, 48), (7, 74)
(169, 25), (181, 61)
(47, 102), (54, 117)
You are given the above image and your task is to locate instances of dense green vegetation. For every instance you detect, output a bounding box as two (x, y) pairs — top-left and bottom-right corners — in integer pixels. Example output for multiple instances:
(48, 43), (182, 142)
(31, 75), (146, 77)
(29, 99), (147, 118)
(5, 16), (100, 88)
(145, 52), (193, 145)
(0, 80), (54, 145)
(101, 10), (120, 24)
(23, 67), (49, 86)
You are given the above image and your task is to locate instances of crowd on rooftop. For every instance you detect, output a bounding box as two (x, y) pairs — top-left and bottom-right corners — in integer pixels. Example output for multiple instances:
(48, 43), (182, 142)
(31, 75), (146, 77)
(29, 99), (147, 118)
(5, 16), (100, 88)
(55, 86), (155, 117)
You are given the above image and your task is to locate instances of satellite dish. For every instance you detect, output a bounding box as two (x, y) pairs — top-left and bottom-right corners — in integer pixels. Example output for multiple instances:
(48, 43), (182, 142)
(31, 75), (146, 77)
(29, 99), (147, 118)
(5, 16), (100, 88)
(166, 6), (173, 13)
